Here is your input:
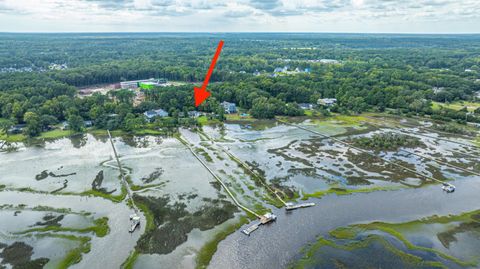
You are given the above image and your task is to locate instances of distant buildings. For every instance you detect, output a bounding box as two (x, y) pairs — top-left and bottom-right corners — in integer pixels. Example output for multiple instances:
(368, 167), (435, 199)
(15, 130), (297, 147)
(465, 69), (474, 73)
(318, 98), (337, 107)
(144, 109), (169, 121)
(272, 66), (310, 76)
(49, 63), (68, 70)
(253, 70), (261, 76)
(221, 101), (237, 114)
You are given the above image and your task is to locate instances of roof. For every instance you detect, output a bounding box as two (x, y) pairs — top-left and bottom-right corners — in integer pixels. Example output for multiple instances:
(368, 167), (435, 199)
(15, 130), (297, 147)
(144, 109), (168, 118)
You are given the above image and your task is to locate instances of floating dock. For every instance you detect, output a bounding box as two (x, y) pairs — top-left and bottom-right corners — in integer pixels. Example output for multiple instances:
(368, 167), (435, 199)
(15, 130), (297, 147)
(285, 202), (315, 211)
(242, 213), (277, 236)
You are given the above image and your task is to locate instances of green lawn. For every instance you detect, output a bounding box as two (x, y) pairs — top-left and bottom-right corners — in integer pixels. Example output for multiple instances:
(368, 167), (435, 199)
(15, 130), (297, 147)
(432, 101), (480, 112)
(39, 129), (73, 139)
(0, 132), (26, 142)
(225, 113), (255, 122)
(197, 116), (221, 126)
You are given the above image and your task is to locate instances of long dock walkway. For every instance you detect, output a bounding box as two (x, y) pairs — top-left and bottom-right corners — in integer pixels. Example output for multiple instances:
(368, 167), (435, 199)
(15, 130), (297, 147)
(364, 120), (480, 159)
(199, 131), (315, 210)
(398, 148), (480, 177)
(277, 120), (449, 185)
(364, 117), (480, 153)
(198, 131), (288, 206)
(107, 130), (138, 213)
(177, 135), (262, 219)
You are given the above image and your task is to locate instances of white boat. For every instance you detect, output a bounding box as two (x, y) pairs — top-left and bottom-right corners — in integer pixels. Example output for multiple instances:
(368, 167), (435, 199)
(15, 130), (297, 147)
(442, 183), (455, 193)
(129, 214), (141, 233)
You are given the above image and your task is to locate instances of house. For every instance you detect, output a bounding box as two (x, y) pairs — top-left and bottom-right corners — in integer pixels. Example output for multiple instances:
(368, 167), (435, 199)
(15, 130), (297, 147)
(304, 68), (311, 73)
(432, 87), (445, 94)
(298, 103), (317, 110)
(253, 70), (261, 76)
(465, 69), (473, 73)
(61, 121), (69, 130)
(84, 120), (93, 127)
(144, 109), (169, 121)
(318, 98), (337, 107)
(8, 124), (26, 134)
(221, 101), (237, 114)
(274, 67), (284, 73)
(188, 111), (202, 118)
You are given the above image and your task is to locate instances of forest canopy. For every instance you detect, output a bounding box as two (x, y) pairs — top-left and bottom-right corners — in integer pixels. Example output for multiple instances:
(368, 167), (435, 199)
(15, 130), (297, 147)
(1, 33), (479, 137)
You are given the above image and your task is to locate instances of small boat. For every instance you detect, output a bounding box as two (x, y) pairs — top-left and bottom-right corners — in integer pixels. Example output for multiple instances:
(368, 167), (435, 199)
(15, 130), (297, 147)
(442, 183), (455, 193)
(129, 214), (141, 233)
(260, 213), (277, 224)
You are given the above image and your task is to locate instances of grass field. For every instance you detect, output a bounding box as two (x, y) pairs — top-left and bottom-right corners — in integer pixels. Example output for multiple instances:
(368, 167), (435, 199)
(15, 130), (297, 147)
(225, 113), (255, 122)
(39, 129), (73, 139)
(432, 101), (480, 112)
(197, 116), (221, 126)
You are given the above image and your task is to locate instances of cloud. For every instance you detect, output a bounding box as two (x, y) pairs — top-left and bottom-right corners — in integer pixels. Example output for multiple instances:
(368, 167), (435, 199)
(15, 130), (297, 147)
(0, 0), (479, 32)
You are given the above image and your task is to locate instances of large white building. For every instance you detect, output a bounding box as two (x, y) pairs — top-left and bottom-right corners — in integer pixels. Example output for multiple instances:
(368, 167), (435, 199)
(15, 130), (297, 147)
(120, 78), (167, 89)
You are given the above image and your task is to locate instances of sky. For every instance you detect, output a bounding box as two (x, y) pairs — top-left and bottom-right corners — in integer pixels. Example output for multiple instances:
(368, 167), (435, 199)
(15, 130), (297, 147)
(0, 0), (479, 33)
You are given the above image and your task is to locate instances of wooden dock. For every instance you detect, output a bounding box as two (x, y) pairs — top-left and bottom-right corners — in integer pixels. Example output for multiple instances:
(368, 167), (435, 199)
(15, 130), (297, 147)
(285, 202), (315, 211)
(178, 135), (262, 219)
(198, 130), (316, 211)
(277, 120), (452, 186)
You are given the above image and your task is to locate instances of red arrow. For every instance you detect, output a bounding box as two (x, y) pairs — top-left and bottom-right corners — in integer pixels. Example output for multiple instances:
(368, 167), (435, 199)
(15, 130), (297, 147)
(194, 40), (224, 107)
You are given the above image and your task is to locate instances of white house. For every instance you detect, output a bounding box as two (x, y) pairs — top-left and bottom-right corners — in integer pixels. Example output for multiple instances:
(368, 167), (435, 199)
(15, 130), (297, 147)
(318, 98), (337, 107)
(221, 101), (237, 114)
(144, 109), (169, 121)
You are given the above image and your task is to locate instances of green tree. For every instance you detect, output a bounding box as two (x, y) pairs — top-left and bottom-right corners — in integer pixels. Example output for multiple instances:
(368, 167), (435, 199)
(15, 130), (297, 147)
(67, 114), (84, 132)
(0, 119), (13, 137)
(23, 112), (41, 137)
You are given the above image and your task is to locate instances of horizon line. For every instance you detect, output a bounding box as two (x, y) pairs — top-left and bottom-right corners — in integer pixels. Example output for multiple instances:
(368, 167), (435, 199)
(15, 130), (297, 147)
(1, 31), (480, 35)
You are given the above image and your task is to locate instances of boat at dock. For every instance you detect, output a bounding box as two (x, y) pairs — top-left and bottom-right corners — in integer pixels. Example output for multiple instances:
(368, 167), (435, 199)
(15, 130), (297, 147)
(242, 213), (277, 236)
(129, 214), (140, 233)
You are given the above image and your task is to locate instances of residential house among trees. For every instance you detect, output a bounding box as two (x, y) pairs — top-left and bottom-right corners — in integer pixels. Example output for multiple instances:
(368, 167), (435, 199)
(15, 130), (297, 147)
(318, 98), (337, 107)
(221, 101), (237, 114)
(144, 109), (169, 121)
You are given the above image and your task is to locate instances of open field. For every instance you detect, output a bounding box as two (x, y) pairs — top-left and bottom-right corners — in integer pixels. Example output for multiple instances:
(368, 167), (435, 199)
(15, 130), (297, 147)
(432, 101), (480, 112)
